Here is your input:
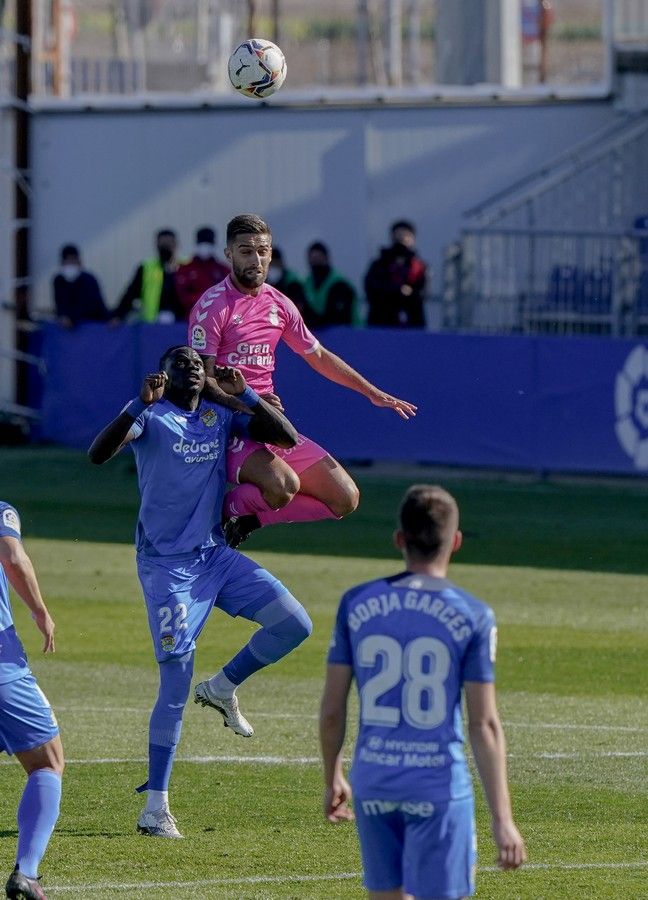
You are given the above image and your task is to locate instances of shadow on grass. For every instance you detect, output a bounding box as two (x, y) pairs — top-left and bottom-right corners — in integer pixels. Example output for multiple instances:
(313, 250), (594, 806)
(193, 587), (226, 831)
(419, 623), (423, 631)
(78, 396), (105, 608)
(3, 447), (648, 574)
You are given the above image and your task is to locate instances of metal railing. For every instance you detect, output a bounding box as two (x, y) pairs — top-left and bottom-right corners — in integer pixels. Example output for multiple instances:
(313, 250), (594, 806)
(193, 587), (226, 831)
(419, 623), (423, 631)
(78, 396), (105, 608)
(449, 228), (647, 336)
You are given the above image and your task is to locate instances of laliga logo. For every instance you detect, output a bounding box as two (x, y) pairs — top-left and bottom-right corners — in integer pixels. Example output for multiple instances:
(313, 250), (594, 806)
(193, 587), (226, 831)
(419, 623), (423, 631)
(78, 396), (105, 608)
(614, 345), (648, 470)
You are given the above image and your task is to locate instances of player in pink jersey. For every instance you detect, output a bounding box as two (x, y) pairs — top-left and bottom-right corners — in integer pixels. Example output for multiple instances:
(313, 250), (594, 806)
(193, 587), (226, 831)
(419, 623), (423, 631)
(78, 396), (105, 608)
(188, 214), (417, 547)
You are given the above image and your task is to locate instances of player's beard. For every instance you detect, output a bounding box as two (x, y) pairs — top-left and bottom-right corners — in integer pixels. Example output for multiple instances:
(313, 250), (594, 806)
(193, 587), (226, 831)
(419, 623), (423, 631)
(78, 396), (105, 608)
(233, 261), (266, 289)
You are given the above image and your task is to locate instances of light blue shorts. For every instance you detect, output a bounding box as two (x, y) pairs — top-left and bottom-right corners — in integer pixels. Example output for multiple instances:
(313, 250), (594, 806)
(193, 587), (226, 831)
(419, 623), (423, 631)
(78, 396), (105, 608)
(354, 795), (476, 899)
(0, 673), (59, 755)
(137, 544), (288, 662)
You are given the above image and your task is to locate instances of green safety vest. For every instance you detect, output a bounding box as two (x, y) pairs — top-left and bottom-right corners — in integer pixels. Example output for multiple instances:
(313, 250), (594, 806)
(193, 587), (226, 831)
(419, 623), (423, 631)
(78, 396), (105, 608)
(140, 257), (165, 322)
(303, 268), (360, 324)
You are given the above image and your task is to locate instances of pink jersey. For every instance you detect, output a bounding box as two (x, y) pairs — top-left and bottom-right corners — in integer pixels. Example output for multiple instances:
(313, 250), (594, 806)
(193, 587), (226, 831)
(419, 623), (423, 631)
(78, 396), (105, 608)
(188, 276), (319, 394)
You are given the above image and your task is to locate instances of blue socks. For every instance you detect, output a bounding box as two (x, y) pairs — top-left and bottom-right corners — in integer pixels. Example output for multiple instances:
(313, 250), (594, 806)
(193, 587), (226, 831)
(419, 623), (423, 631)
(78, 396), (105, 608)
(147, 653), (194, 792)
(16, 769), (62, 879)
(223, 593), (312, 685)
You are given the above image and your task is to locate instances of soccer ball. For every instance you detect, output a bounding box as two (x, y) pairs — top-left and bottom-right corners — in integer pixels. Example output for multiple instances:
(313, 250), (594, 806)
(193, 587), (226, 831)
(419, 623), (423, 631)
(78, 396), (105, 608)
(228, 39), (286, 99)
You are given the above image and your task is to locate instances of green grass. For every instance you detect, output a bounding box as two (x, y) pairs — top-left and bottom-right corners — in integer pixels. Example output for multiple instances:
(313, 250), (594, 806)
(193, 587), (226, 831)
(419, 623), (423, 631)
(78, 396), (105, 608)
(0, 449), (647, 898)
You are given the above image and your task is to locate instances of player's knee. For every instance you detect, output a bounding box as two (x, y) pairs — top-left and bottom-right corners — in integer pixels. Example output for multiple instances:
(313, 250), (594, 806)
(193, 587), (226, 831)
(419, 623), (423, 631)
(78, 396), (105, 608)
(328, 481), (360, 518)
(263, 469), (300, 509)
(274, 606), (313, 648)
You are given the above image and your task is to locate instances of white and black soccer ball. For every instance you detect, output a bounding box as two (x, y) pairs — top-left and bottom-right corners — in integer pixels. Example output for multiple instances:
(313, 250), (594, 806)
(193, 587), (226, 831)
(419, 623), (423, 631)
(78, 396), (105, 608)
(228, 38), (286, 99)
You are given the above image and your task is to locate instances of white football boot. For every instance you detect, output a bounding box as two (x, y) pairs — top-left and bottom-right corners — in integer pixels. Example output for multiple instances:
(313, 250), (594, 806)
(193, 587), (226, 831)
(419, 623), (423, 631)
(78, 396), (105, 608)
(137, 808), (183, 839)
(194, 681), (254, 737)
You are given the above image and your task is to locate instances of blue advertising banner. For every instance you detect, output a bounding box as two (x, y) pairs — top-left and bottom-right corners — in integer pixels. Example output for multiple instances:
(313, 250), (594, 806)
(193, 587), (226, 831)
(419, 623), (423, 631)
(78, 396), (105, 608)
(37, 323), (648, 476)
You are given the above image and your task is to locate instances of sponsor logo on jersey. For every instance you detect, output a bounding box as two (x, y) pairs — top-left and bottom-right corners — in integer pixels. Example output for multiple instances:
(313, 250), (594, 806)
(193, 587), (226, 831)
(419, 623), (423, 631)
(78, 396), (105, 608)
(161, 635), (176, 652)
(172, 437), (220, 463)
(200, 408), (218, 427)
(269, 303), (279, 327)
(228, 436), (246, 454)
(191, 324), (207, 350)
(2, 508), (20, 534)
(226, 341), (273, 368)
(361, 799), (435, 817)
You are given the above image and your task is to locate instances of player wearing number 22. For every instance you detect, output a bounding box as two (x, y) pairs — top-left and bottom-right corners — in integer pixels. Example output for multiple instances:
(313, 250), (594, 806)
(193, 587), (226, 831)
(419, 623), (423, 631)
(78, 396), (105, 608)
(88, 346), (312, 838)
(320, 485), (526, 900)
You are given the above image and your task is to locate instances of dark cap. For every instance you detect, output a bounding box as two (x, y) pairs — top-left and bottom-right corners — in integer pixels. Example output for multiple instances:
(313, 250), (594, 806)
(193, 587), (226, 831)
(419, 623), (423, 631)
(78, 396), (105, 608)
(196, 226), (216, 244)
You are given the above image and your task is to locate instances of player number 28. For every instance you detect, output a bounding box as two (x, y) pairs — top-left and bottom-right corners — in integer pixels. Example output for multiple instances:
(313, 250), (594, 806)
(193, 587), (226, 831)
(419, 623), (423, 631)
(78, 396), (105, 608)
(158, 603), (189, 633)
(358, 635), (450, 729)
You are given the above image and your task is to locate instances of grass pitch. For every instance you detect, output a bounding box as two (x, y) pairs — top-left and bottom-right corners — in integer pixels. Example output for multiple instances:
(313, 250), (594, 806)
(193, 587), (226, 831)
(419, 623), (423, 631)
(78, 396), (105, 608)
(0, 448), (647, 898)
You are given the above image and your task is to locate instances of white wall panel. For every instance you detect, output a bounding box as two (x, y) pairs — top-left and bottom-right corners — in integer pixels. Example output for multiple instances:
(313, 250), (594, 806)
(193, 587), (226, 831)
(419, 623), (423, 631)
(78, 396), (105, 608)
(30, 101), (618, 315)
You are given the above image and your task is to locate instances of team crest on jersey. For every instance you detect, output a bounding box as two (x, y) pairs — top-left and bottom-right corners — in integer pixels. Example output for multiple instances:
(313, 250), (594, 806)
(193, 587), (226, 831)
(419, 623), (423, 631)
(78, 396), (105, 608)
(232, 314), (242, 325)
(161, 635), (176, 652)
(2, 508), (20, 534)
(191, 324), (206, 350)
(200, 408), (218, 427)
(268, 304), (279, 326)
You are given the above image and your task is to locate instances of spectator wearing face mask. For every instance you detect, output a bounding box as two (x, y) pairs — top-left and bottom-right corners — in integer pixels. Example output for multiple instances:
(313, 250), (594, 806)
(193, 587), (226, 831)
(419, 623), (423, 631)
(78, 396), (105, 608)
(52, 244), (110, 328)
(175, 226), (230, 319)
(265, 247), (315, 328)
(112, 228), (184, 324)
(364, 220), (428, 328)
(303, 242), (359, 328)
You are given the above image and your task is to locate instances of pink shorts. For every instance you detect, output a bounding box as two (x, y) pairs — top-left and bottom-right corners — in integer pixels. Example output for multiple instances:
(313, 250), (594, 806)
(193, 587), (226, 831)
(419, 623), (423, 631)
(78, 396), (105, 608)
(226, 432), (329, 484)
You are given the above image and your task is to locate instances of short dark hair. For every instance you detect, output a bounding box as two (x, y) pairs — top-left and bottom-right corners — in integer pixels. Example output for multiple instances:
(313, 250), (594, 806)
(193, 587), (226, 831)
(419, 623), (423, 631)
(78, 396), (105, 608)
(156, 228), (177, 241)
(391, 220), (415, 236)
(398, 485), (458, 560)
(60, 243), (80, 262)
(159, 344), (190, 370)
(226, 214), (271, 244)
(308, 241), (329, 257)
(196, 226), (215, 244)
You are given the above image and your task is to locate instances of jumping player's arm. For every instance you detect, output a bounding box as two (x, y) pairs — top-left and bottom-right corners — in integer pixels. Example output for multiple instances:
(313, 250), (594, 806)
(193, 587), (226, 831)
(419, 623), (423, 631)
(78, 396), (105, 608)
(88, 372), (167, 464)
(319, 662), (355, 823)
(465, 681), (526, 870)
(0, 525), (55, 654)
(303, 344), (417, 420)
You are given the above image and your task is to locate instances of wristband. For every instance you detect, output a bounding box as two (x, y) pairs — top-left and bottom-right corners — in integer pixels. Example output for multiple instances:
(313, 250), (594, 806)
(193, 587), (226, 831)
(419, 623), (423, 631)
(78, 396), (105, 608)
(126, 397), (148, 418)
(237, 386), (261, 408)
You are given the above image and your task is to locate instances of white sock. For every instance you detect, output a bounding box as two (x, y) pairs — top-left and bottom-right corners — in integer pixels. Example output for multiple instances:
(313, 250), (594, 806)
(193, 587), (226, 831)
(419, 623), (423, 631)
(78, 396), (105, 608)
(145, 789), (169, 813)
(208, 670), (237, 699)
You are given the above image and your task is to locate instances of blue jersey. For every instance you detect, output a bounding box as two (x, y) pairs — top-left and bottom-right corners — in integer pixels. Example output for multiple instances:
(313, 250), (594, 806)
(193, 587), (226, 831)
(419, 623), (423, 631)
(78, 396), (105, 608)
(129, 397), (250, 557)
(0, 502), (30, 684)
(328, 571), (496, 802)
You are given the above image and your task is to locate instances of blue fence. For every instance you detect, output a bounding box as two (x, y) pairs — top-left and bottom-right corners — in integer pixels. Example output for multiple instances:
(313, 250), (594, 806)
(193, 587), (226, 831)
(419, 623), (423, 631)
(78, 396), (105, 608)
(37, 323), (648, 476)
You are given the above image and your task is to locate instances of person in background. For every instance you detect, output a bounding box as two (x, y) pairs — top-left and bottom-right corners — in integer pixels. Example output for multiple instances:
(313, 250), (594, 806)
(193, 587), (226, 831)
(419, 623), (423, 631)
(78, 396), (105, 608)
(320, 485), (526, 899)
(112, 228), (184, 323)
(175, 227), (230, 319)
(266, 247), (313, 327)
(52, 244), (109, 329)
(1, 502), (63, 900)
(365, 221), (427, 328)
(304, 242), (359, 327)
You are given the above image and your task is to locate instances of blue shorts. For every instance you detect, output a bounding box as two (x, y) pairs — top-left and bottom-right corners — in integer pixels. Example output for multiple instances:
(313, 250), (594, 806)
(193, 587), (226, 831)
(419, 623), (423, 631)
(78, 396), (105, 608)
(137, 544), (289, 662)
(0, 674), (60, 755)
(354, 796), (476, 899)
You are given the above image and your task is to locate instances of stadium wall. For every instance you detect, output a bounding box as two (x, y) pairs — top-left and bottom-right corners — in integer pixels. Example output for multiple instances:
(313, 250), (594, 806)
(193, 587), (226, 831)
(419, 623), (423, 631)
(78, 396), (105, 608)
(36, 324), (648, 476)
(29, 100), (619, 316)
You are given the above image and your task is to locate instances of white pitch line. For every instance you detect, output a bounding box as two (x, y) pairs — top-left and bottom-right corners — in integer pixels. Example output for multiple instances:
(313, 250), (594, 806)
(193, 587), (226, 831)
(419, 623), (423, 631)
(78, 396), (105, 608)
(2, 750), (646, 769)
(43, 860), (648, 894)
(504, 721), (648, 733)
(53, 708), (648, 732)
